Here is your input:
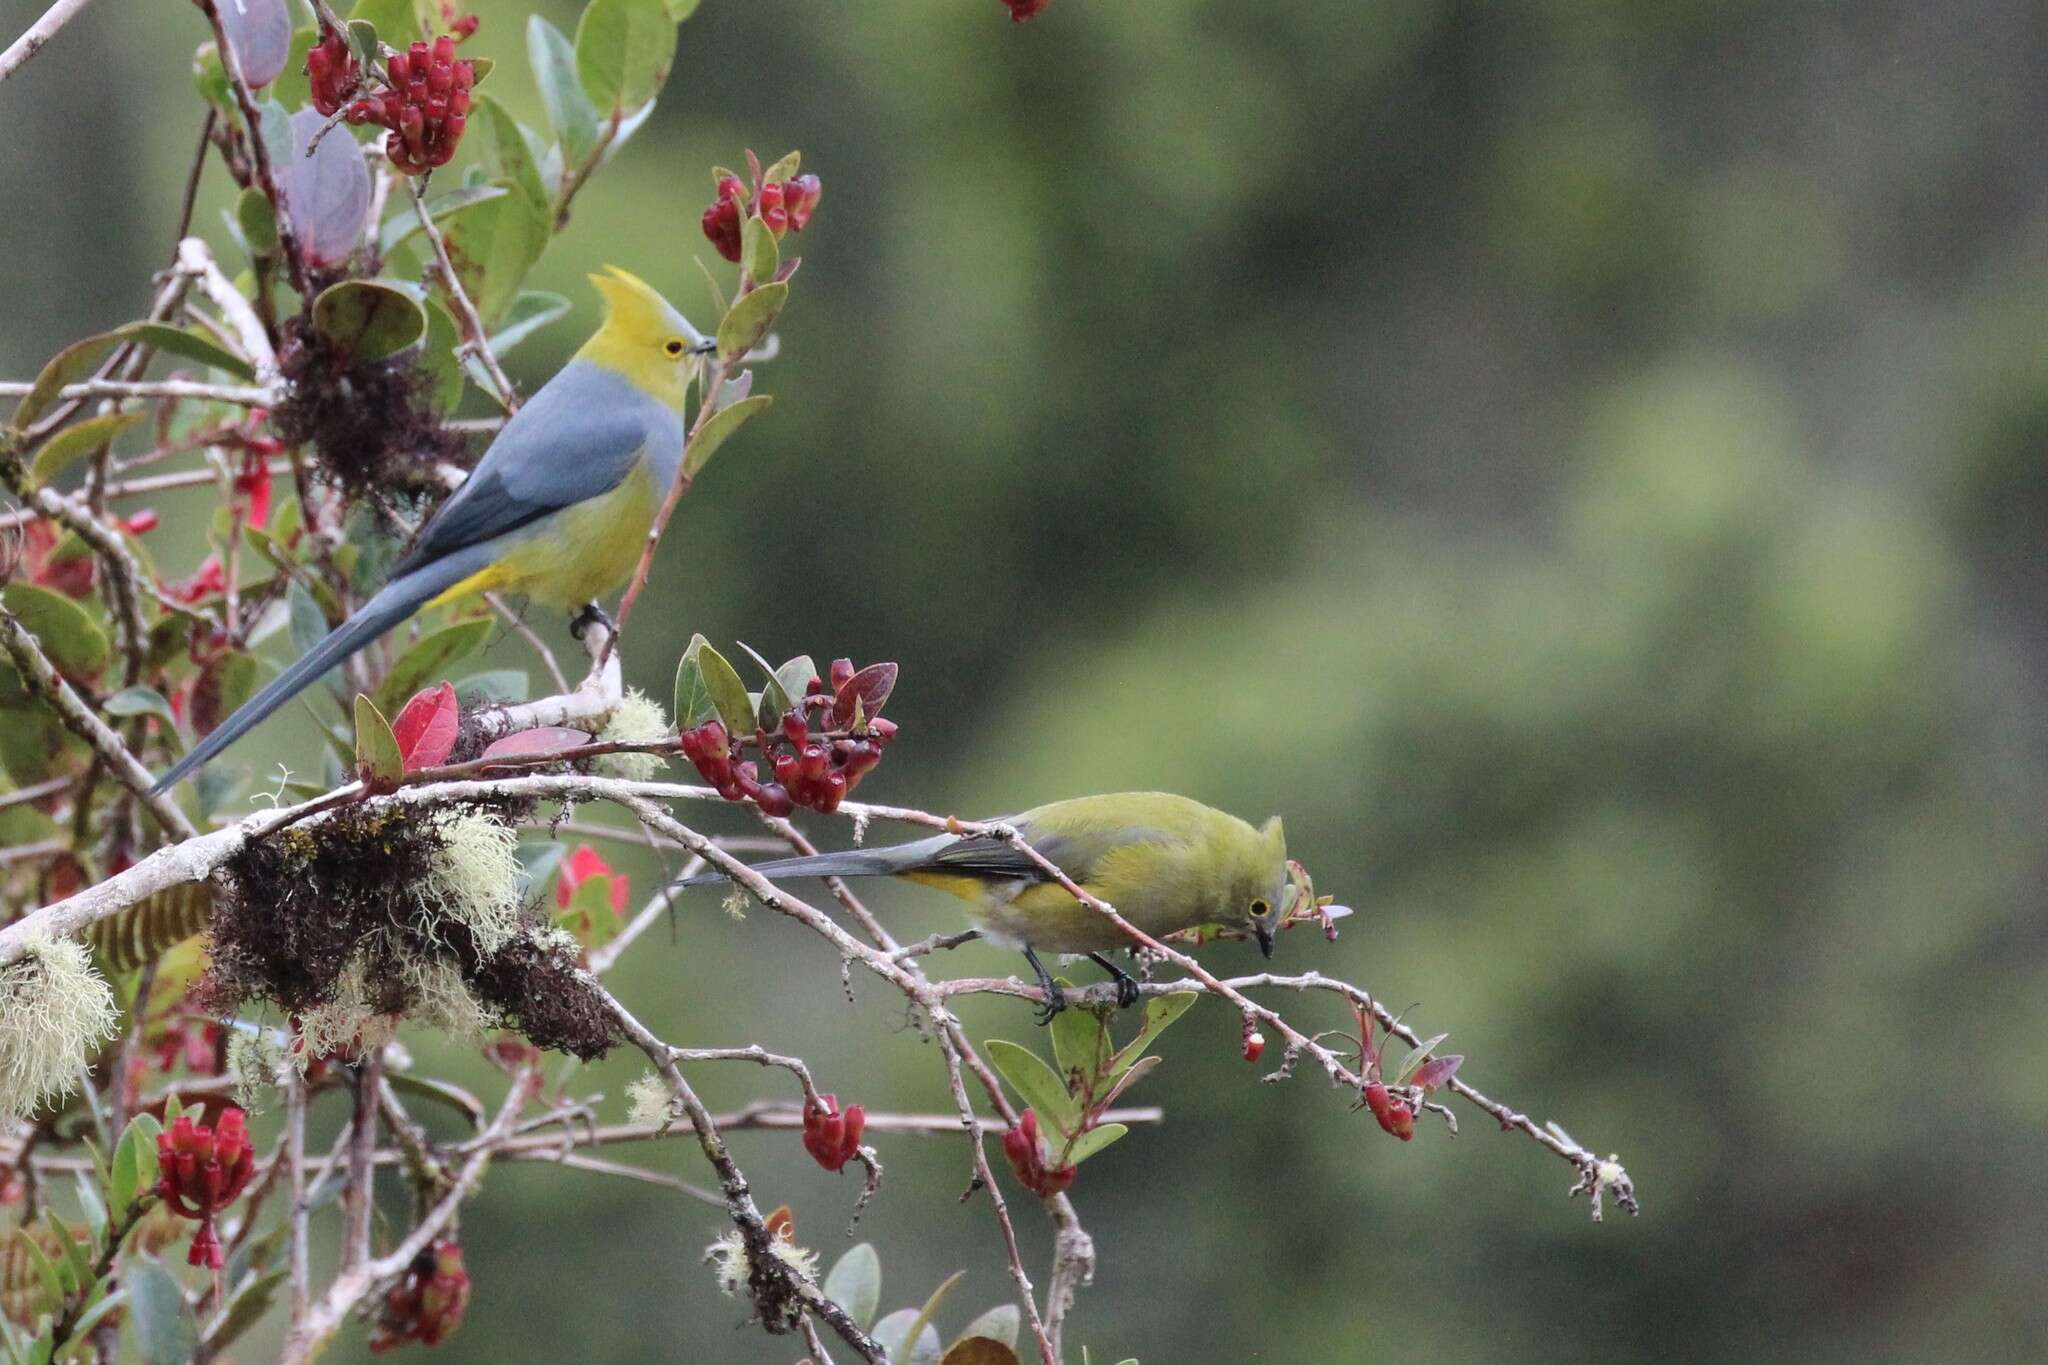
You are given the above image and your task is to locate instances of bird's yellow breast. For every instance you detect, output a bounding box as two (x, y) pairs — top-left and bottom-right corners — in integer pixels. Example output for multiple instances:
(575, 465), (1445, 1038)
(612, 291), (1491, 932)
(424, 460), (659, 611)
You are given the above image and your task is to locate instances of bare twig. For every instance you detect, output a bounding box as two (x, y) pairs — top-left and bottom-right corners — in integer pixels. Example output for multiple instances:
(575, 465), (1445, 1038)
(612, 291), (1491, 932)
(407, 174), (518, 411)
(0, 0), (97, 82)
(0, 607), (195, 839)
(0, 377), (274, 407)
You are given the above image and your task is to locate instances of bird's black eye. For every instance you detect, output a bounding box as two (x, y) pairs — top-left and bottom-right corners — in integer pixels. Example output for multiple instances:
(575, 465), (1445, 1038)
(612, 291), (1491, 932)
(663, 338), (686, 357)
(1250, 898), (1270, 918)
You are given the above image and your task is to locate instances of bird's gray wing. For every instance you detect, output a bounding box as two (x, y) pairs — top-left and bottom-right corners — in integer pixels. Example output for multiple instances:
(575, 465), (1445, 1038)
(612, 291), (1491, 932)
(925, 819), (1171, 883)
(394, 362), (651, 574)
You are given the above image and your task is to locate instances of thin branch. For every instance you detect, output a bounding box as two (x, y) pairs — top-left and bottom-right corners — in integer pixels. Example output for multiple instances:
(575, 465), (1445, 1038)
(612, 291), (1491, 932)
(0, 0), (97, 82)
(408, 174), (518, 411)
(0, 607), (195, 839)
(175, 236), (278, 384)
(599, 986), (882, 1361)
(0, 377), (274, 406)
(193, 1), (307, 296)
(483, 591), (568, 693)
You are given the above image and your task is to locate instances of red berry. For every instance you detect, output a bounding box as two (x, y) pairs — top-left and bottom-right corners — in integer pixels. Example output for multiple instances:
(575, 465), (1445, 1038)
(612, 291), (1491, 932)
(783, 175), (822, 232)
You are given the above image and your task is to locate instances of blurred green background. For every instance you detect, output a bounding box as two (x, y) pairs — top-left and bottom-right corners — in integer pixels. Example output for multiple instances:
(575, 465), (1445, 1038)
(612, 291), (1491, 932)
(7, 0), (2048, 1358)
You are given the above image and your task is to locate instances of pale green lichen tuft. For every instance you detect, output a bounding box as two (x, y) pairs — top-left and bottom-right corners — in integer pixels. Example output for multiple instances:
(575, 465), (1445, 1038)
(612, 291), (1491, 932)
(721, 886), (750, 922)
(627, 1071), (673, 1130)
(294, 966), (396, 1064)
(226, 1029), (289, 1113)
(0, 935), (117, 1119)
(418, 811), (523, 955)
(705, 1230), (748, 1298)
(595, 690), (670, 781)
(400, 955), (494, 1039)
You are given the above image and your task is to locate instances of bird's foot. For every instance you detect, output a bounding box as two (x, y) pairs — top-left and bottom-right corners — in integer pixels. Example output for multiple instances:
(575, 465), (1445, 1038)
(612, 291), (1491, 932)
(1089, 951), (1142, 1009)
(569, 601), (614, 640)
(1023, 946), (1067, 1025)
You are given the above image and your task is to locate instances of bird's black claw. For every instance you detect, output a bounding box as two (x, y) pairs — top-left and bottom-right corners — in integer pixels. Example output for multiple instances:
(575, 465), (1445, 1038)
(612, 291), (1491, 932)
(569, 602), (614, 639)
(1114, 974), (1140, 1009)
(1033, 983), (1067, 1026)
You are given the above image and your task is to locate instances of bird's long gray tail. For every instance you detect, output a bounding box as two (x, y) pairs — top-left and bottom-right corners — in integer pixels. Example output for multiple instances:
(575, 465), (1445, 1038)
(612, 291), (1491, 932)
(150, 552), (484, 794)
(678, 834), (957, 889)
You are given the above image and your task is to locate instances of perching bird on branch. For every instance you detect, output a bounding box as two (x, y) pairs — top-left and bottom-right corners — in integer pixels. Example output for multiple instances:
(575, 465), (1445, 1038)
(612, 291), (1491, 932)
(684, 792), (1291, 1021)
(152, 268), (701, 793)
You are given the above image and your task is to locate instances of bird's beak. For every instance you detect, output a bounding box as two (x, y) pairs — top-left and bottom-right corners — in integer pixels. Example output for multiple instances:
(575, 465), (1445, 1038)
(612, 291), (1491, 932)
(1254, 918), (1276, 959)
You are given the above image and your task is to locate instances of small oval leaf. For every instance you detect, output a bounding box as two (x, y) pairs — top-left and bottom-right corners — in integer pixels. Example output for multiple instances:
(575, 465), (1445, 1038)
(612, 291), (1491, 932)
(215, 0), (292, 88)
(477, 725), (591, 763)
(312, 280), (426, 365)
(682, 393), (771, 478)
(716, 282), (788, 361)
(282, 108), (371, 268)
(352, 693), (404, 788)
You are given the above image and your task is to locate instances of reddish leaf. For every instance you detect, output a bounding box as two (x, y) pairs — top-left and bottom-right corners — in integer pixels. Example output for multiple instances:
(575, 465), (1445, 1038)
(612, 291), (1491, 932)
(830, 662), (898, 727)
(476, 725), (591, 764)
(1409, 1054), (1463, 1094)
(554, 844), (627, 913)
(391, 681), (459, 772)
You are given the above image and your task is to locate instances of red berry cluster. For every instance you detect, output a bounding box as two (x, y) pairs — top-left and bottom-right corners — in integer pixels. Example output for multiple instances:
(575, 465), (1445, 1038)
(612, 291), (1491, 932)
(1001, 1110), (1075, 1198)
(370, 1239), (472, 1352)
(701, 166), (823, 265)
(801, 1093), (865, 1173)
(679, 658), (897, 817)
(1002, 0), (1052, 21)
(305, 24), (361, 117)
(343, 35), (476, 175)
(156, 1107), (256, 1269)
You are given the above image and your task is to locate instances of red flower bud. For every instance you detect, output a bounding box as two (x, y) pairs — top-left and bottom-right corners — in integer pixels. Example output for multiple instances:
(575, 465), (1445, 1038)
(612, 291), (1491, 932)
(1241, 1016), (1266, 1063)
(371, 1239), (471, 1351)
(156, 1107), (256, 1268)
(1364, 1082), (1414, 1141)
(782, 175), (822, 232)
(306, 24), (361, 117)
(701, 195), (743, 263)
(802, 1094), (866, 1172)
(1001, 1109), (1077, 1198)
(757, 180), (788, 236)
(1002, 0), (1052, 20)
(119, 509), (160, 535)
(829, 657), (855, 690)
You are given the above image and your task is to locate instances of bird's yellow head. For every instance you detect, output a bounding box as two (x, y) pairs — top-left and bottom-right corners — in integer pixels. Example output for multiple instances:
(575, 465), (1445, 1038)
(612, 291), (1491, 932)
(577, 266), (702, 408)
(1245, 815), (1290, 958)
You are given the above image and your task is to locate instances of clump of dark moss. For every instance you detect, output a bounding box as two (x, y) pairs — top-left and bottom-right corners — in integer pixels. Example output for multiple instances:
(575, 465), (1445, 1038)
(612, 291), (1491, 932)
(270, 315), (471, 505)
(203, 803), (618, 1061)
(468, 934), (621, 1061)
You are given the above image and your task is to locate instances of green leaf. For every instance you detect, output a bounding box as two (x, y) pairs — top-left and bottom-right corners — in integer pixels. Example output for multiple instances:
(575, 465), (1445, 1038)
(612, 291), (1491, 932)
(1, 584), (109, 679)
(488, 290), (572, 355)
(378, 185), (510, 257)
(439, 183), (552, 326)
(127, 1257), (199, 1365)
(558, 873), (623, 947)
(237, 185), (279, 255)
(372, 617), (493, 717)
(774, 655), (818, 705)
(664, 0), (700, 21)
(716, 282), (788, 361)
(192, 43), (232, 116)
(41, 1212), (89, 1294)
(943, 1339), (1023, 1365)
(10, 332), (125, 431)
(528, 14), (604, 170)
(873, 1309), (943, 1365)
(28, 411), (143, 485)
(822, 1243), (881, 1332)
(735, 641), (791, 729)
(674, 640), (712, 728)
(312, 279), (426, 364)
(1109, 991), (1199, 1077)
(473, 95), (550, 211)
(986, 1040), (1082, 1137)
(68, 1287), (127, 1342)
(574, 0), (676, 114)
(452, 668), (529, 705)
(103, 686), (182, 750)
(1049, 1000), (1113, 1092)
(384, 1072), (486, 1128)
(418, 295), (466, 411)
(347, 0), (425, 42)
(690, 639), (754, 736)
(1060, 1122), (1128, 1166)
(682, 393), (771, 478)
(345, 19), (381, 66)
(956, 1305), (1022, 1351)
(200, 1267), (285, 1357)
(17, 1230), (62, 1308)
(130, 321), (257, 381)
(286, 579), (331, 661)
(761, 150), (800, 186)
(740, 214), (779, 286)
(353, 693), (404, 787)
(898, 1271), (966, 1365)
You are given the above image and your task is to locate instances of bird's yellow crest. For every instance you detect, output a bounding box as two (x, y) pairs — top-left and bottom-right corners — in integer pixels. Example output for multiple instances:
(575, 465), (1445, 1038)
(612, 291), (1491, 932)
(578, 266), (698, 406)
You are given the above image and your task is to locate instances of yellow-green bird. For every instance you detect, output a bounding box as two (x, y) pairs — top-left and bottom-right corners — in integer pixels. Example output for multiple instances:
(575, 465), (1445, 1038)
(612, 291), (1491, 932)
(686, 792), (1290, 1019)
(153, 268), (701, 792)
